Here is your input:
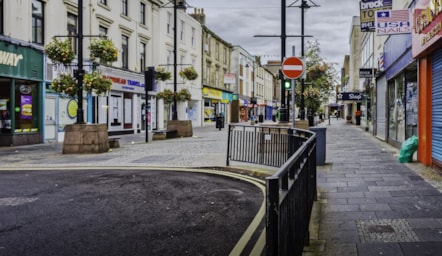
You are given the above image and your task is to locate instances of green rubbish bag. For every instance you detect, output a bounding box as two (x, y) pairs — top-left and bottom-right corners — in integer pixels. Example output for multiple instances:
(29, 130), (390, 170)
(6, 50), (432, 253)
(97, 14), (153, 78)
(398, 135), (418, 163)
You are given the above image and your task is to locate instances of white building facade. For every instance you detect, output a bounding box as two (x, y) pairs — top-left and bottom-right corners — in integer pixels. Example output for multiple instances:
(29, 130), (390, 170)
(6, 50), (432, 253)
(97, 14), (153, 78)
(0, 0), (204, 144)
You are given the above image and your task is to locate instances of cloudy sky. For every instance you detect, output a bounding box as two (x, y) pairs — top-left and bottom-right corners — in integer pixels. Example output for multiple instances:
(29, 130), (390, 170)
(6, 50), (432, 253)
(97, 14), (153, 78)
(186, 0), (360, 68)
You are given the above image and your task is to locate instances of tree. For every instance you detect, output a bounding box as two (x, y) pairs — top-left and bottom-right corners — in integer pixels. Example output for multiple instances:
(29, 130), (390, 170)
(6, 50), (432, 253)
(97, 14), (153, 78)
(295, 40), (338, 113)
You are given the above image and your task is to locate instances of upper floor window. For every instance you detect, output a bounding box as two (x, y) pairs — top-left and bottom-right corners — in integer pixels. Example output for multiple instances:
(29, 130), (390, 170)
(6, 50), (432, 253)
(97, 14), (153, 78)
(32, 0), (44, 44)
(191, 27), (195, 47)
(122, 0), (128, 16)
(223, 47), (227, 64)
(99, 25), (108, 37)
(180, 20), (185, 41)
(121, 35), (129, 69)
(140, 42), (146, 72)
(140, 3), (146, 25)
(215, 43), (219, 60)
(167, 12), (172, 34)
(67, 13), (77, 54)
(204, 34), (210, 54)
(167, 50), (173, 71)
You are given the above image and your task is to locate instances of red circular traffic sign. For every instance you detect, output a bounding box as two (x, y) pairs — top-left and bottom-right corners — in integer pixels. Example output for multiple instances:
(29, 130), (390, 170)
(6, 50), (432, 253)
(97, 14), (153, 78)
(281, 56), (304, 79)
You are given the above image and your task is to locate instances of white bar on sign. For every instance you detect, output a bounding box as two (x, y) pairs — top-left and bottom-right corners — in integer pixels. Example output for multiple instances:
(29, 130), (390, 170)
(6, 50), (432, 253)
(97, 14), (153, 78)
(284, 65), (303, 70)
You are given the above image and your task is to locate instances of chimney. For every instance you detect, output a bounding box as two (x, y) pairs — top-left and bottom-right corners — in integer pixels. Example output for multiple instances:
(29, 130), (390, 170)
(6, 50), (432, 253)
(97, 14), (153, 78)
(189, 8), (206, 25)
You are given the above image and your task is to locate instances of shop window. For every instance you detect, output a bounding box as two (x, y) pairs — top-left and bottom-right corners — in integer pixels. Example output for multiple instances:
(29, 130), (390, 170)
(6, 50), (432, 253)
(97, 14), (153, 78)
(0, 79), (11, 133)
(110, 94), (122, 126)
(124, 93), (132, 129)
(0, 0), (3, 35)
(388, 77), (405, 142)
(14, 82), (39, 133)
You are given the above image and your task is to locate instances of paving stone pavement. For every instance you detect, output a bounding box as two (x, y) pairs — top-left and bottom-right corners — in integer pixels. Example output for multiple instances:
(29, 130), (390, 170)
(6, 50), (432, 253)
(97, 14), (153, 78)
(305, 118), (442, 256)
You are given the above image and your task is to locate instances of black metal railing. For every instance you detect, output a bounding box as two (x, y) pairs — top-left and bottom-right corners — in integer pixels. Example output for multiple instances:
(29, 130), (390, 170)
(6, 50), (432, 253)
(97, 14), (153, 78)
(226, 123), (317, 256)
(226, 124), (310, 167)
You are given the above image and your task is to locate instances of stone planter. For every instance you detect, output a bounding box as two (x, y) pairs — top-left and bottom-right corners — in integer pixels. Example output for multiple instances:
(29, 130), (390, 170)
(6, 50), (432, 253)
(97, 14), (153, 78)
(167, 120), (193, 138)
(62, 124), (109, 154)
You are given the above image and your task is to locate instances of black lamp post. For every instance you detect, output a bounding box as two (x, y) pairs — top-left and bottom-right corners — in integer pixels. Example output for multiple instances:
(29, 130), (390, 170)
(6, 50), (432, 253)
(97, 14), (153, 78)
(75, 0), (85, 124)
(289, 0), (319, 120)
(245, 61), (256, 118)
(172, 0), (186, 120)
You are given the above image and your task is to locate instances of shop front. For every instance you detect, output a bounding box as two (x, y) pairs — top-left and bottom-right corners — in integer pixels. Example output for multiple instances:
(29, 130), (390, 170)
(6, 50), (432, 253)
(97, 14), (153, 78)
(202, 86), (232, 124)
(0, 39), (44, 146)
(98, 66), (154, 136)
(411, 0), (442, 169)
(383, 33), (418, 149)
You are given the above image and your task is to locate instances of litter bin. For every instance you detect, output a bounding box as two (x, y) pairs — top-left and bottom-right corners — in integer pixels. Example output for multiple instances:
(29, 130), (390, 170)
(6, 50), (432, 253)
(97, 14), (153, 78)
(215, 115), (224, 130)
(258, 114), (264, 123)
(308, 114), (315, 126)
(309, 127), (326, 165)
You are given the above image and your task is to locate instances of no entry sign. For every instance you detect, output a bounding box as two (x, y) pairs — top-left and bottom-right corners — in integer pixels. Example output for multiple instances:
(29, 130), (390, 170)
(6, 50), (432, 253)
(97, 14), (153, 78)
(281, 56), (305, 79)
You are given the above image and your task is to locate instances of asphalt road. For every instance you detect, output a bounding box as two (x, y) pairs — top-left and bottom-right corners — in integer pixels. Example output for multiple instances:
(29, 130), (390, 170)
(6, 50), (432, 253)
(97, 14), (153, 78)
(0, 168), (265, 256)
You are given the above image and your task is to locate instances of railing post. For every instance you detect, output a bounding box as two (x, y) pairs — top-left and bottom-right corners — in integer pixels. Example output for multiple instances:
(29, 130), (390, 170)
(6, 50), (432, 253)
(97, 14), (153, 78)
(226, 124), (232, 166)
(266, 177), (279, 256)
(288, 128), (295, 159)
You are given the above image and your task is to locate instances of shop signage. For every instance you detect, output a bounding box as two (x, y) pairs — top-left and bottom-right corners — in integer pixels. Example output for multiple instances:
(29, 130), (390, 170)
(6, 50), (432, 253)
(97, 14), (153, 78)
(412, 0), (442, 57)
(337, 92), (363, 101)
(360, 0), (393, 32)
(0, 50), (23, 67)
(375, 10), (411, 35)
(223, 73), (236, 84)
(359, 68), (376, 78)
(0, 41), (43, 80)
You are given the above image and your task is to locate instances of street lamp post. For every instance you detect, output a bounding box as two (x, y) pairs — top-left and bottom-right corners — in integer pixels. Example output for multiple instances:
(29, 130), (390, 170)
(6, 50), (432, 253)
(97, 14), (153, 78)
(289, 0), (319, 120)
(76, 0), (85, 124)
(245, 61), (256, 119)
(172, 0), (178, 120)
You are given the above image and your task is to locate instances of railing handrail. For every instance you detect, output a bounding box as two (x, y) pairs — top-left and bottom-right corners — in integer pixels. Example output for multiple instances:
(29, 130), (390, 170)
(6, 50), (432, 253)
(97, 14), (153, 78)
(226, 123), (317, 256)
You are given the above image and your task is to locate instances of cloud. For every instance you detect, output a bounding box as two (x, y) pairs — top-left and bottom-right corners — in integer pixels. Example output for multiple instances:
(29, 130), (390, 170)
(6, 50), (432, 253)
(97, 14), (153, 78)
(187, 0), (360, 67)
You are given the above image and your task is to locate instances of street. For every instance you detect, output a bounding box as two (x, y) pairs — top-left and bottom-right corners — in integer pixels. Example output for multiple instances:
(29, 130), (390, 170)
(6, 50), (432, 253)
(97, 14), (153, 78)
(0, 168), (265, 256)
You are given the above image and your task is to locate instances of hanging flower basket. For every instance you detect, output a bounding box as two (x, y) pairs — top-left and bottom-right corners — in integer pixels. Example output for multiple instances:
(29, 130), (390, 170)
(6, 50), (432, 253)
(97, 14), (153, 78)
(156, 89), (174, 104)
(51, 73), (78, 97)
(307, 64), (326, 80)
(155, 67), (172, 81)
(179, 66), (198, 81)
(88, 38), (118, 63)
(45, 38), (75, 65)
(83, 71), (112, 95)
(176, 88), (191, 102)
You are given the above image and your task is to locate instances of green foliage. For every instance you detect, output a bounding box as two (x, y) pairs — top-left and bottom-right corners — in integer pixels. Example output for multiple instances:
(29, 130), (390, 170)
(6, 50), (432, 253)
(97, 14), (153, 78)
(51, 73), (78, 97)
(83, 71), (112, 95)
(176, 88), (192, 102)
(155, 67), (172, 81)
(157, 88), (192, 103)
(179, 66), (198, 80)
(156, 89), (174, 104)
(88, 39), (118, 63)
(295, 40), (338, 113)
(45, 38), (75, 65)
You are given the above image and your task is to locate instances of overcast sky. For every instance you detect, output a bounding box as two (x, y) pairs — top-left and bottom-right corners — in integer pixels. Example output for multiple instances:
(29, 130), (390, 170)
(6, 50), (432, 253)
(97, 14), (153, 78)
(186, 0), (360, 68)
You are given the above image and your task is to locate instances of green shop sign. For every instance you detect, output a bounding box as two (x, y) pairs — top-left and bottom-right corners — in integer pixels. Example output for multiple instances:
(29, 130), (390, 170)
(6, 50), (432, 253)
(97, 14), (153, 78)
(0, 40), (43, 80)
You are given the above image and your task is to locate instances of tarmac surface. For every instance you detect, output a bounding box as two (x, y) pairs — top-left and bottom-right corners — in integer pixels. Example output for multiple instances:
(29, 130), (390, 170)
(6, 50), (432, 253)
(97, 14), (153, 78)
(1, 119), (442, 255)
